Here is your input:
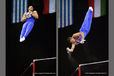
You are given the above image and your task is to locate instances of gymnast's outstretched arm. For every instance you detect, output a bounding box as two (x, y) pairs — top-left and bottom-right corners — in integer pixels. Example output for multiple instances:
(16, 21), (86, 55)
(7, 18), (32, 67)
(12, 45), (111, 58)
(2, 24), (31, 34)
(70, 43), (76, 52)
(66, 43), (77, 52)
(21, 13), (27, 22)
(32, 11), (39, 19)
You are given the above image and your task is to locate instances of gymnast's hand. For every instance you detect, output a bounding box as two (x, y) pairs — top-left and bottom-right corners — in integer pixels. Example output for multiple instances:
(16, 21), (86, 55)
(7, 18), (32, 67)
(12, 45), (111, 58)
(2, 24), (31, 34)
(66, 47), (70, 51)
(23, 17), (26, 20)
(21, 13), (27, 22)
(66, 47), (71, 53)
(66, 44), (75, 53)
(26, 11), (33, 18)
(80, 39), (86, 44)
(29, 11), (33, 15)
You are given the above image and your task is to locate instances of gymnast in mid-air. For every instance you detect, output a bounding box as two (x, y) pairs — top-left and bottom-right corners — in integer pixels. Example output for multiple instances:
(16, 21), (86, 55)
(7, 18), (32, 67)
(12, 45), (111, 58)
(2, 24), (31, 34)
(20, 6), (39, 42)
(66, 7), (93, 53)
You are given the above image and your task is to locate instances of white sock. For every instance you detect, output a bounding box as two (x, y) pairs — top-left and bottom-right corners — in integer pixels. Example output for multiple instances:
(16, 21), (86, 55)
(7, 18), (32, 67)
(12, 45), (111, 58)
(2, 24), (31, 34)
(89, 7), (93, 11)
(20, 37), (25, 42)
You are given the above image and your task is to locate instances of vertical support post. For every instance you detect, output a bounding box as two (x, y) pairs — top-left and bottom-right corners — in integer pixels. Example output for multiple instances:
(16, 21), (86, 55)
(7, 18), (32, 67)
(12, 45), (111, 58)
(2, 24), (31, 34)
(33, 60), (35, 76)
(79, 65), (81, 76)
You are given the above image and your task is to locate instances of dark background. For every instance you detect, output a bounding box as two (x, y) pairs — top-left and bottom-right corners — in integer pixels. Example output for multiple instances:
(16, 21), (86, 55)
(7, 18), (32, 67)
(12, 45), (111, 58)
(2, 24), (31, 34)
(6, 0), (56, 76)
(58, 0), (108, 76)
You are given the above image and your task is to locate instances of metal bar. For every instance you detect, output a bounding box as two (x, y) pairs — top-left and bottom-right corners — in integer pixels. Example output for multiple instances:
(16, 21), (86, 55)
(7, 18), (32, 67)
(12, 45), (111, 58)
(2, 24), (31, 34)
(33, 57), (56, 62)
(79, 60), (109, 67)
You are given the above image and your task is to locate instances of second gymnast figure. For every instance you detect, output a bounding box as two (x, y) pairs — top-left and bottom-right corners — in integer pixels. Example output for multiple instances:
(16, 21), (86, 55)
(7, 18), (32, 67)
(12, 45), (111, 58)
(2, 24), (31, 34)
(66, 7), (93, 53)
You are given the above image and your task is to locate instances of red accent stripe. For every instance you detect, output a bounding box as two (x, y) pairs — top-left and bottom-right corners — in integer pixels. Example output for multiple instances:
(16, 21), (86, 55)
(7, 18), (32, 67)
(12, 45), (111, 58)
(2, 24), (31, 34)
(43, 0), (49, 14)
(88, 0), (94, 17)
(79, 66), (81, 76)
(33, 61), (35, 76)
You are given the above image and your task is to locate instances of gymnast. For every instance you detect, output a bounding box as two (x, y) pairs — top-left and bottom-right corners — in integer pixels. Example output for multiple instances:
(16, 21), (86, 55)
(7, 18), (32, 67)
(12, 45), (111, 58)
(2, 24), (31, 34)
(20, 6), (38, 42)
(66, 7), (93, 53)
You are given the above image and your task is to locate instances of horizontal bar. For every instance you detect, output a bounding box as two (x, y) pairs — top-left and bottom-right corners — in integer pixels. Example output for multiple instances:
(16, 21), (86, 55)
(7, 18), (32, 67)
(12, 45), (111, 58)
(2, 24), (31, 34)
(33, 57), (56, 62)
(79, 60), (109, 67)
(34, 72), (56, 75)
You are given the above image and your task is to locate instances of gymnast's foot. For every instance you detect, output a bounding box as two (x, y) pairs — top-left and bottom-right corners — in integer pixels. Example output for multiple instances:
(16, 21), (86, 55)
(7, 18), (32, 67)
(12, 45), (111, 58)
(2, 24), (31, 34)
(20, 37), (25, 42)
